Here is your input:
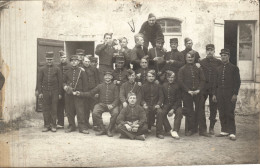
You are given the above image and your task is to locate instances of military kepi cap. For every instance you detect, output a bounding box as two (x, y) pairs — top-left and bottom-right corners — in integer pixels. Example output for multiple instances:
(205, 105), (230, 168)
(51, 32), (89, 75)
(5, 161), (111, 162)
(70, 55), (79, 61)
(206, 44), (215, 50)
(156, 36), (164, 43)
(148, 13), (156, 19)
(220, 48), (230, 55)
(104, 71), (113, 76)
(59, 50), (65, 56)
(46, 52), (54, 59)
(170, 38), (178, 44)
(76, 49), (85, 55)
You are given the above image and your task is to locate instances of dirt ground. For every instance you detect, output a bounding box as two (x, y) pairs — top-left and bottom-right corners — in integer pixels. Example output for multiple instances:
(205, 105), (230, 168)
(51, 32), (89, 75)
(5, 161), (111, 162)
(0, 112), (259, 167)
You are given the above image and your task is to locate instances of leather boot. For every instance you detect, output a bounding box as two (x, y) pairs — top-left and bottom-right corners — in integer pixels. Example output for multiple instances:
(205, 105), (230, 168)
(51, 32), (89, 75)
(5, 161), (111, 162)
(95, 125), (106, 136)
(107, 124), (113, 137)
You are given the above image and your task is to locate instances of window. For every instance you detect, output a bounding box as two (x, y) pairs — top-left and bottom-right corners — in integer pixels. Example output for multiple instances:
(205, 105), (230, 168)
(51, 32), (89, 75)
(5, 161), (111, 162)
(157, 18), (182, 34)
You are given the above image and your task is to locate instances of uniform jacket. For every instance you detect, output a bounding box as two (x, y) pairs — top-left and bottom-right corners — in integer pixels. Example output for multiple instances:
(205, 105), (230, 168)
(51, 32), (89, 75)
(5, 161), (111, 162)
(112, 68), (128, 86)
(120, 47), (132, 69)
(116, 104), (147, 127)
(139, 21), (164, 43)
(178, 64), (205, 92)
(135, 67), (150, 85)
(131, 45), (148, 70)
(161, 49), (185, 73)
(181, 48), (200, 63)
(84, 66), (100, 90)
(213, 62), (241, 95)
(63, 66), (88, 92)
(141, 82), (163, 107)
(38, 64), (62, 94)
(148, 47), (166, 72)
(162, 82), (182, 110)
(95, 43), (116, 66)
(120, 81), (142, 105)
(200, 57), (222, 92)
(58, 62), (72, 82)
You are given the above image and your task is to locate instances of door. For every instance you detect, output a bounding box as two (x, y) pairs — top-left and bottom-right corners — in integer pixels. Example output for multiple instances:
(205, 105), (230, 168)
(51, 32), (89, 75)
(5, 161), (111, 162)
(237, 23), (254, 81)
(36, 38), (64, 112)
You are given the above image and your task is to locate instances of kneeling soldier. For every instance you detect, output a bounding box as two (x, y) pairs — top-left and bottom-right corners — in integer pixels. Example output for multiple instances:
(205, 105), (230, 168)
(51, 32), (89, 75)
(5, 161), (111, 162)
(116, 93), (148, 141)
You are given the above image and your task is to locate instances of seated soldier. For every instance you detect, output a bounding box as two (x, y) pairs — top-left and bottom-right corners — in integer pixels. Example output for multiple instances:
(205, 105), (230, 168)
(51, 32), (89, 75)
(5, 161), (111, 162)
(116, 92), (148, 141)
(120, 69), (142, 108)
(141, 70), (164, 139)
(76, 71), (119, 137)
(161, 71), (183, 139)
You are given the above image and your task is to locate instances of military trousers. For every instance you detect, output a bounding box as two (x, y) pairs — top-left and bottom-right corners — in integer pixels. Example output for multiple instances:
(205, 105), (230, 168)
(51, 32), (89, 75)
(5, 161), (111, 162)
(117, 123), (148, 140)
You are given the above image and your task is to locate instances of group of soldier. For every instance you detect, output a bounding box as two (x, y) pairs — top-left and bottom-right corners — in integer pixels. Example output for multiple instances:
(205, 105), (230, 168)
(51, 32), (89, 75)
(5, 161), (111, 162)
(37, 13), (241, 141)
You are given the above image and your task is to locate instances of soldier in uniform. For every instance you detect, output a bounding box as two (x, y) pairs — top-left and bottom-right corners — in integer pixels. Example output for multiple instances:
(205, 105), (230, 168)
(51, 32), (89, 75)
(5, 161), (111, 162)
(38, 52), (62, 132)
(120, 69), (142, 108)
(118, 37), (132, 69)
(135, 58), (150, 86)
(77, 71), (119, 137)
(213, 48), (241, 141)
(95, 33), (117, 82)
(200, 44), (222, 134)
(161, 38), (185, 77)
(139, 13), (164, 48)
(63, 55), (89, 134)
(76, 49), (85, 68)
(181, 38), (201, 64)
(161, 71), (183, 139)
(116, 92), (148, 141)
(178, 51), (210, 137)
(141, 70), (164, 139)
(112, 55), (129, 89)
(131, 33), (148, 71)
(57, 50), (71, 129)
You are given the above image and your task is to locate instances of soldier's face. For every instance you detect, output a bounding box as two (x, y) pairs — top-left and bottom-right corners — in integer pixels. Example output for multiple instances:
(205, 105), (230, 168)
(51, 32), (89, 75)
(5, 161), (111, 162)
(120, 39), (128, 48)
(147, 73), (155, 82)
(71, 60), (79, 67)
(128, 73), (136, 83)
(104, 35), (112, 43)
(140, 59), (148, 68)
(221, 54), (230, 64)
(156, 41), (163, 49)
(186, 54), (195, 64)
(170, 42), (178, 50)
(148, 17), (156, 26)
(206, 49), (215, 57)
(104, 74), (113, 83)
(185, 40), (193, 49)
(167, 74), (175, 83)
(137, 37), (144, 46)
(116, 62), (124, 69)
(83, 58), (91, 67)
(46, 58), (53, 65)
(128, 95), (137, 105)
(60, 56), (67, 63)
(91, 62), (98, 68)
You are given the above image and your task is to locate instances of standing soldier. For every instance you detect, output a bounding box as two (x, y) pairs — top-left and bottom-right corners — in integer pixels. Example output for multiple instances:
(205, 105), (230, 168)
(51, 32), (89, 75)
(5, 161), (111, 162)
(77, 71), (119, 137)
(131, 33), (148, 71)
(141, 70), (164, 139)
(161, 71), (183, 139)
(38, 52), (62, 132)
(213, 49), (241, 141)
(118, 37), (132, 69)
(200, 44), (222, 134)
(112, 55), (129, 88)
(178, 51), (210, 137)
(139, 13), (164, 48)
(181, 38), (200, 64)
(63, 55), (89, 134)
(95, 33), (117, 82)
(76, 49), (85, 68)
(161, 38), (185, 77)
(135, 58), (150, 86)
(57, 50), (71, 129)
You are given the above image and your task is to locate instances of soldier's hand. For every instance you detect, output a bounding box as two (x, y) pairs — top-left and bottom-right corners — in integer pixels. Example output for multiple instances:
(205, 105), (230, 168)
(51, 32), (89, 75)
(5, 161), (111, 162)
(155, 80), (159, 85)
(153, 57), (159, 61)
(231, 95), (237, 103)
(143, 55), (149, 59)
(193, 90), (200, 95)
(132, 127), (138, 132)
(136, 73), (141, 78)
(154, 105), (160, 109)
(59, 95), (62, 99)
(166, 60), (170, 64)
(143, 103), (148, 109)
(107, 104), (114, 110)
(125, 124), (132, 131)
(74, 91), (80, 96)
(212, 95), (217, 103)
(95, 94), (99, 98)
(123, 102), (128, 108)
(38, 93), (43, 99)
(137, 82), (142, 86)
(113, 80), (117, 84)
(168, 109), (174, 117)
(170, 60), (175, 63)
(158, 71), (162, 75)
(196, 63), (201, 68)
(162, 47), (167, 52)
(116, 81), (121, 85)
(188, 91), (194, 96)
(64, 86), (68, 91)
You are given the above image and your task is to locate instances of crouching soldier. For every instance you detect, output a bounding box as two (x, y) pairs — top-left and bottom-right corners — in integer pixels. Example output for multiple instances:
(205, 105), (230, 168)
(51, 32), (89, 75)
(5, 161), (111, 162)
(213, 49), (241, 141)
(178, 51), (210, 137)
(161, 71), (183, 139)
(141, 70), (164, 139)
(63, 55), (89, 134)
(38, 52), (62, 132)
(116, 92), (148, 141)
(76, 71), (119, 137)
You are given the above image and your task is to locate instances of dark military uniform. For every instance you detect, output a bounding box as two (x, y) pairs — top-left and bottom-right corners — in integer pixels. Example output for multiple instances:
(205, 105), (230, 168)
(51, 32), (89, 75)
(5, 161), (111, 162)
(120, 47), (132, 69)
(200, 56), (222, 129)
(63, 65), (88, 132)
(181, 48), (200, 63)
(178, 64), (206, 134)
(38, 63), (62, 129)
(135, 67), (150, 85)
(57, 61), (71, 127)
(213, 62), (241, 135)
(120, 81), (142, 106)
(131, 45), (148, 71)
(141, 82), (164, 135)
(148, 47), (166, 72)
(112, 68), (128, 87)
(116, 105), (148, 139)
(0, 72), (5, 90)
(161, 81), (183, 132)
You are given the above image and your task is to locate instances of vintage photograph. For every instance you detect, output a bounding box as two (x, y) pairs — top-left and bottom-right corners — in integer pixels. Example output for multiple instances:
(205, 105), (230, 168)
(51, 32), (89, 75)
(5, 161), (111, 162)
(0, 0), (259, 167)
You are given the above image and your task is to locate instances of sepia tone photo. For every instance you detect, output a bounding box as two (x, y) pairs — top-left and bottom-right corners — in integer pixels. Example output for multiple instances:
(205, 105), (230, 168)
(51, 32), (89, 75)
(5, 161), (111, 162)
(0, 0), (259, 167)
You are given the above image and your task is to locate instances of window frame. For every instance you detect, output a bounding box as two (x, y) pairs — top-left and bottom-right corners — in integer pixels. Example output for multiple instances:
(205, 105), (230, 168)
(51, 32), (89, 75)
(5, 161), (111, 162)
(157, 17), (182, 36)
